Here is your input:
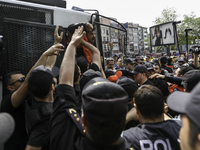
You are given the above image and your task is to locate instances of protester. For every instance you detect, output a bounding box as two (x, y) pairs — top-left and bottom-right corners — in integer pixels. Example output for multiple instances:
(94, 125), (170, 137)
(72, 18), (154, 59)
(66, 22), (95, 64)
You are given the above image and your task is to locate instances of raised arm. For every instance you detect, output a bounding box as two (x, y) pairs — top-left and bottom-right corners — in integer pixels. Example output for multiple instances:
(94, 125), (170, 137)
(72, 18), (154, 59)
(59, 26), (85, 86)
(46, 25), (63, 69)
(81, 39), (101, 69)
(11, 43), (64, 107)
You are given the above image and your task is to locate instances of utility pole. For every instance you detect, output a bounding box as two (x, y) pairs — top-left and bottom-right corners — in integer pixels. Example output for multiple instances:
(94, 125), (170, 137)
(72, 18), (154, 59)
(185, 28), (192, 61)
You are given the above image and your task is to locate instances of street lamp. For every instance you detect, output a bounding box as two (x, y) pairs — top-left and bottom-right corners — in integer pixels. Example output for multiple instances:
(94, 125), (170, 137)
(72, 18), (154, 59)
(185, 28), (192, 60)
(173, 21), (181, 54)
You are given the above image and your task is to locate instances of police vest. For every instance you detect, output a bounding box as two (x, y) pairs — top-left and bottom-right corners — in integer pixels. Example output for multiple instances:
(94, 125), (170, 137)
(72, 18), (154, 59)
(25, 97), (53, 135)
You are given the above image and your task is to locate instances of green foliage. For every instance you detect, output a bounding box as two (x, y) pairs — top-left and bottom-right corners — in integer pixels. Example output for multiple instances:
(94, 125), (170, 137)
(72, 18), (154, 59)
(178, 12), (200, 45)
(154, 7), (179, 25)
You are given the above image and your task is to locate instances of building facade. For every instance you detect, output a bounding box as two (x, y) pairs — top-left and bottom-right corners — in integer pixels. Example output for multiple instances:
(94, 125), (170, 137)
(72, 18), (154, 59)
(100, 17), (149, 57)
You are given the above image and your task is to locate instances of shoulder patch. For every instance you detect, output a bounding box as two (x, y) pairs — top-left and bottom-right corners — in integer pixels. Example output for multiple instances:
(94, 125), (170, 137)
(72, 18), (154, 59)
(66, 108), (85, 135)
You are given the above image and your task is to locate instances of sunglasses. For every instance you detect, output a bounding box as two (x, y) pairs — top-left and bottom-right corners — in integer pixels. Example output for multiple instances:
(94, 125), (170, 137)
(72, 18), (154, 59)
(9, 77), (25, 86)
(139, 62), (144, 65)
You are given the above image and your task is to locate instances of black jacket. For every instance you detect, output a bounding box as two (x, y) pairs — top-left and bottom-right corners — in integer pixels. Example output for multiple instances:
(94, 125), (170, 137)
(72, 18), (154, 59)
(50, 84), (132, 150)
(123, 120), (181, 150)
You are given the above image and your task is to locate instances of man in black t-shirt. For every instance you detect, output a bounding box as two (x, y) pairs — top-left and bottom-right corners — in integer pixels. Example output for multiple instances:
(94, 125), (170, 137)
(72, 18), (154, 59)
(50, 26), (133, 150)
(26, 65), (57, 150)
(122, 85), (181, 150)
(1, 71), (28, 150)
(133, 65), (152, 86)
(159, 56), (173, 73)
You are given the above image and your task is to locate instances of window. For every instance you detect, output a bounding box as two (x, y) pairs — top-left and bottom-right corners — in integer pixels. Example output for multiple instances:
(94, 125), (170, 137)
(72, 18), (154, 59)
(102, 29), (105, 34)
(106, 30), (109, 35)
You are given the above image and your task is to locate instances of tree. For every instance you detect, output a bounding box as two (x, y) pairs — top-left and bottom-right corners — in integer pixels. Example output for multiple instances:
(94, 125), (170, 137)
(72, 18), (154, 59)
(178, 12), (200, 46)
(154, 7), (179, 25)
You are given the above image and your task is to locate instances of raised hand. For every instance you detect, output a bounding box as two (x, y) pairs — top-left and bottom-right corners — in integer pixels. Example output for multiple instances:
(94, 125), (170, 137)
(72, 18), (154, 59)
(43, 43), (64, 56)
(70, 26), (86, 47)
(54, 25), (63, 44)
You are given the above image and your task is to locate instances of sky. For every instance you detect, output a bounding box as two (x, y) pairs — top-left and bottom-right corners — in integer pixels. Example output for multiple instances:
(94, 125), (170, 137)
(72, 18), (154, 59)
(66, 0), (200, 29)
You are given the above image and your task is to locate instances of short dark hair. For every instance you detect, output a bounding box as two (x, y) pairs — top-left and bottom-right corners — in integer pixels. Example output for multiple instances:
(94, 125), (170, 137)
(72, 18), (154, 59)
(153, 63), (161, 70)
(77, 56), (88, 74)
(160, 56), (167, 65)
(3, 71), (22, 86)
(86, 118), (125, 144)
(104, 69), (114, 78)
(189, 117), (200, 149)
(106, 57), (114, 65)
(28, 81), (53, 99)
(167, 57), (172, 64)
(178, 66), (193, 77)
(134, 85), (164, 119)
(150, 78), (169, 102)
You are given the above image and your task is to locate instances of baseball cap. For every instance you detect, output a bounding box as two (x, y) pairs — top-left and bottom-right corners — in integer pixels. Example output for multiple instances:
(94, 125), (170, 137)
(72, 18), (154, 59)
(0, 113), (15, 145)
(107, 70), (122, 83)
(151, 58), (159, 64)
(173, 63), (180, 70)
(144, 62), (154, 71)
(178, 57), (187, 63)
(112, 54), (119, 57)
(82, 77), (128, 128)
(167, 82), (200, 129)
(126, 58), (134, 64)
(133, 65), (147, 74)
(104, 69), (115, 78)
(117, 77), (138, 102)
(182, 70), (200, 92)
(79, 69), (102, 91)
(28, 65), (54, 93)
(51, 66), (60, 78)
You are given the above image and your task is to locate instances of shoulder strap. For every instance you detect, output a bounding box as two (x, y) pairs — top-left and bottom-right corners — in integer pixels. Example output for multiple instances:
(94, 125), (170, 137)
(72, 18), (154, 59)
(65, 108), (85, 136)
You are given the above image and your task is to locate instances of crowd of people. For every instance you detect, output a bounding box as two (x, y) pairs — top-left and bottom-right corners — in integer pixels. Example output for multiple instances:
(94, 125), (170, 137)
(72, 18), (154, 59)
(0, 22), (200, 150)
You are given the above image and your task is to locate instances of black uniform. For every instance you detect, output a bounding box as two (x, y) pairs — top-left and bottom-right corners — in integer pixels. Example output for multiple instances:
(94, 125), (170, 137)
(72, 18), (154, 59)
(50, 84), (132, 150)
(25, 95), (52, 149)
(161, 64), (173, 73)
(0, 93), (28, 150)
(123, 120), (181, 150)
